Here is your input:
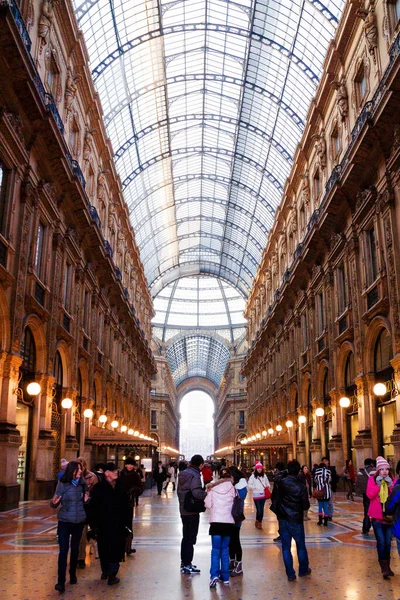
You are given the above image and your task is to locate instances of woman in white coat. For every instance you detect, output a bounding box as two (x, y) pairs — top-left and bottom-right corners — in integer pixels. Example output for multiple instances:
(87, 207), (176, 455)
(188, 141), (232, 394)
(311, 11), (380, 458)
(248, 462), (271, 529)
(205, 467), (236, 588)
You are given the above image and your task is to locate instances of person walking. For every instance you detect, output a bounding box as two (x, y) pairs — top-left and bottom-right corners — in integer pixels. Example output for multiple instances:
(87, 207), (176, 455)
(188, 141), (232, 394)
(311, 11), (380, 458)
(152, 461), (167, 495)
(355, 458), (375, 535)
(248, 462), (270, 529)
(342, 459), (356, 501)
(119, 458), (143, 555)
(313, 462), (332, 526)
(367, 455), (394, 578)
(50, 461), (88, 593)
(387, 460), (400, 558)
(228, 465), (247, 576)
(270, 460), (311, 582)
(88, 463), (128, 586)
(298, 465), (312, 520)
(202, 462), (214, 485)
(321, 457), (336, 521)
(205, 467), (236, 587)
(76, 456), (98, 569)
(164, 463), (176, 492)
(177, 454), (206, 574)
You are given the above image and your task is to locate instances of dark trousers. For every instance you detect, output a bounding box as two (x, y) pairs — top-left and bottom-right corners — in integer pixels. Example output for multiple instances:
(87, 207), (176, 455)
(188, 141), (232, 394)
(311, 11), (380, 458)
(372, 521), (393, 560)
(254, 498), (266, 522)
(362, 494), (371, 533)
(229, 525), (242, 561)
(180, 514), (200, 566)
(57, 521), (84, 585)
(157, 480), (163, 494)
(279, 519), (309, 578)
(97, 535), (120, 577)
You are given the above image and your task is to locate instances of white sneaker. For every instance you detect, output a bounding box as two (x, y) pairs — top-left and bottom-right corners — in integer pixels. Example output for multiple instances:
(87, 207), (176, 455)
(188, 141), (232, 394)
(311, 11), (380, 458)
(209, 577), (218, 588)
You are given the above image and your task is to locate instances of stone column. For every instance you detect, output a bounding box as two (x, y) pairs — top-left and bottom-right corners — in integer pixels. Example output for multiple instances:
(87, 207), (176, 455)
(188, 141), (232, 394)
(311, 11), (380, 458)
(353, 375), (374, 465)
(34, 375), (56, 499)
(390, 356), (400, 463)
(309, 400), (322, 465)
(328, 389), (345, 468)
(0, 354), (23, 510)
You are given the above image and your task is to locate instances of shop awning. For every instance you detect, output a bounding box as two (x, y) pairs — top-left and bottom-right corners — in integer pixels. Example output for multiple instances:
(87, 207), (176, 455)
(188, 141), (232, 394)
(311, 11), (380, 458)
(88, 425), (157, 446)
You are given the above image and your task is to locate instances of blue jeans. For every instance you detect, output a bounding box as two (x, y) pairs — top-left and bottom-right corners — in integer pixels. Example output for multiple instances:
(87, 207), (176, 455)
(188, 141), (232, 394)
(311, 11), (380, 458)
(210, 535), (230, 580)
(318, 500), (329, 516)
(279, 520), (309, 579)
(253, 498), (266, 522)
(57, 521), (84, 585)
(372, 521), (393, 560)
(397, 537), (400, 557)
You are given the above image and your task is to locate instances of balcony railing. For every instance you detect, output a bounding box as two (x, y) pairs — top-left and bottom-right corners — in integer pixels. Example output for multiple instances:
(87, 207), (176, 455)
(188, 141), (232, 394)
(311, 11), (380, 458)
(89, 205), (101, 228)
(5, 0), (31, 52)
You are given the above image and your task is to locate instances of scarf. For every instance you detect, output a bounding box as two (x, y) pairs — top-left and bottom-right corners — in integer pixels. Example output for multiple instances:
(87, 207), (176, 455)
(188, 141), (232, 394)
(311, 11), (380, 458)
(379, 479), (389, 506)
(71, 478), (80, 487)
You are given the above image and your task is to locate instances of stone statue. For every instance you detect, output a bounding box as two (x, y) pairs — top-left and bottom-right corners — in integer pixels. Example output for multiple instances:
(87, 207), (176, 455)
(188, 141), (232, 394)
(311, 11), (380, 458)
(265, 268), (272, 290)
(64, 68), (81, 113)
(301, 171), (310, 206)
(332, 79), (348, 121)
(38, 0), (56, 47)
(312, 133), (327, 169)
(357, 8), (378, 54)
(83, 127), (95, 163)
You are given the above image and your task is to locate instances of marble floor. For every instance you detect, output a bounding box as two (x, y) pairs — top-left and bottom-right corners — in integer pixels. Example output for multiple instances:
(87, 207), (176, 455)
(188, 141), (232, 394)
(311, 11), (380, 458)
(0, 489), (399, 600)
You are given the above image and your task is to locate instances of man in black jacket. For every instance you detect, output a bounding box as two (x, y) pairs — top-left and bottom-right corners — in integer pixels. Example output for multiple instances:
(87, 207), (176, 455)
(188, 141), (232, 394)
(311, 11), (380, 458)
(270, 460), (311, 582)
(152, 461), (167, 495)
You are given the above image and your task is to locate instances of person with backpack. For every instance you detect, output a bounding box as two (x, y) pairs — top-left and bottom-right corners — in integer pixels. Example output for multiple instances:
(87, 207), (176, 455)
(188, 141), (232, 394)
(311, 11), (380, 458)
(177, 454), (207, 574)
(205, 467), (236, 587)
(355, 458), (375, 535)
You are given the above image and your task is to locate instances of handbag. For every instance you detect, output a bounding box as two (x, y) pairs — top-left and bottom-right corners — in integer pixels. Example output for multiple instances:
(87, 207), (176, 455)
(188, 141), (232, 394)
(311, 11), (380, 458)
(231, 491), (245, 523)
(260, 479), (271, 499)
(183, 489), (206, 513)
(312, 488), (325, 499)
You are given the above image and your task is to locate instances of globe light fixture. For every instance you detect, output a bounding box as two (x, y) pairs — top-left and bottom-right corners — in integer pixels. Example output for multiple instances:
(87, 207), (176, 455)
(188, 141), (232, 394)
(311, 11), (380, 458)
(111, 420), (119, 428)
(276, 424), (282, 432)
(315, 407), (325, 417)
(268, 428), (274, 435)
(373, 382), (387, 396)
(256, 433), (261, 439)
(26, 382), (41, 396)
(134, 430), (139, 436)
(128, 428), (134, 435)
(139, 433), (145, 438)
(339, 396), (351, 408)
(61, 398), (73, 409)
(121, 425), (127, 433)
(262, 430), (267, 436)
(99, 414), (107, 423)
(298, 415), (307, 424)
(286, 420), (293, 428)
(135, 455), (140, 461)
(83, 408), (93, 419)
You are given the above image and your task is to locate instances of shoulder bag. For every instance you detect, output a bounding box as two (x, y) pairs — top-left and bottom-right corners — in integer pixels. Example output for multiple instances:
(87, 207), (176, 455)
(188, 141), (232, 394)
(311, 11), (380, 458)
(183, 489), (206, 513)
(260, 478), (271, 499)
(231, 490), (245, 523)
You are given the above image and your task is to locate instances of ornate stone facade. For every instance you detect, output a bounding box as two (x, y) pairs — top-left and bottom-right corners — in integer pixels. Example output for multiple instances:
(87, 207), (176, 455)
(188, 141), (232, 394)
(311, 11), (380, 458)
(150, 356), (180, 463)
(0, 0), (156, 509)
(242, 1), (400, 470)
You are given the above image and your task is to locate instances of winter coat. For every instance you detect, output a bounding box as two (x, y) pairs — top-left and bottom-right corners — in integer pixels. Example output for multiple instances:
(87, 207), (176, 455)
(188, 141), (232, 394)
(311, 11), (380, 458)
(202, 465), (213, 485)
(367, 474), (394, 523)
(177, 465), (206, 516)
(205, 478), (235, 524)
(51, 479), (88, 524)
(270, 471), (310, 524)
(87, 478), (129, 563)
(167, 465), (176, 483)
(313, 467), (332, 500)
(387, 479), (400, 537)
(119, 467), (143, 505)
(82, 469), (98, 493)
(152, 465), (167, 482)
(248, 473), (270, 499)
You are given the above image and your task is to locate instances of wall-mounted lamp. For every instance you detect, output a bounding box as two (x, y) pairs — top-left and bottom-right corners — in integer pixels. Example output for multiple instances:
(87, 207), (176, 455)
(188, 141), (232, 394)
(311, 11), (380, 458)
(61, 398), (73, 409)
(83, 408), (94, 419)
(99, 414), (108, 424)
(111, 420), (119, 429)
(374, 382), (388, 396)
(134, 430), (139, 436)
(298, 415), (307, 424)
(13, 373), (42, 407)
(339, 396), (351, 408)
(315, 407), (325, 417)
(261, 430), (267, 436)
(276, 424), (282, 432)
(128, 428), (134, 435)
(121, 425), (127, 433)
(268, 428), (274, 434)
(286, 420), (293, 428)
(256, 433), (261, 439)
(26, 382), (41, 396)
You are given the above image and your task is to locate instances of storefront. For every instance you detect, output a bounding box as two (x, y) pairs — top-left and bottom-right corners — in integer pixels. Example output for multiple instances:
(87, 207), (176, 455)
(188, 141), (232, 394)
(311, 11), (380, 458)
(87, 425), (157, 469)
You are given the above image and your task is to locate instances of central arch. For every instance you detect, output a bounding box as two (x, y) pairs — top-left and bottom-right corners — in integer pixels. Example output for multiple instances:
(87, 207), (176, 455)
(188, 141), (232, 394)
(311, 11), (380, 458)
(179, 389), (215, 460)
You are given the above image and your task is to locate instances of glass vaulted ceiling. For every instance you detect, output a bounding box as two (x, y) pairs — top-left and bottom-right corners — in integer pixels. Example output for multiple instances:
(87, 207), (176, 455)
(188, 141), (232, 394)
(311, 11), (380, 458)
(74, 0), (344, 385)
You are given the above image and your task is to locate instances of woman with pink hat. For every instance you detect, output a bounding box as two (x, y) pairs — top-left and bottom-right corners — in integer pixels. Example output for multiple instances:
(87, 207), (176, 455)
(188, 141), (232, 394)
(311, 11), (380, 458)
(248, 462), (271, 529)
(367, 455), (394, 578)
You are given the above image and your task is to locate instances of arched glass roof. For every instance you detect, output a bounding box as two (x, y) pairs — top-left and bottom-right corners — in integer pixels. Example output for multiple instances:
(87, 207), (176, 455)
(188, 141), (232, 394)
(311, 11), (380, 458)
(74, 0), (344, 296)
(152, 276), (246, 343)
(166, 334), (230, 387)
(74, 0), (345, 387)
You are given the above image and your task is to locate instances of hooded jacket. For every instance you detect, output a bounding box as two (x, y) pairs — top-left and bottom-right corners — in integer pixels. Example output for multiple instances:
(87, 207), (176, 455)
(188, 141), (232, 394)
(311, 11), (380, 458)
(177, 465), (206, 516)
(205, 478), (236, 524)
(270, 471), (310, 523)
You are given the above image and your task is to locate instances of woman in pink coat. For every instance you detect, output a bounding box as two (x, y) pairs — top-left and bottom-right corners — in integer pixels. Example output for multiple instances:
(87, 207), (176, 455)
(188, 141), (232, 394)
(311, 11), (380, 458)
(367, 455), (394, 578)
(205, 467), (236, 588)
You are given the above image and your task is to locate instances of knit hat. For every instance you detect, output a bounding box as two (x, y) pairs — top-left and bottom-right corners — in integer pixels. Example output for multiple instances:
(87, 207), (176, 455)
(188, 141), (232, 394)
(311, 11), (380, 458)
(254, 462), (263, 470)
(376, 456), (390, 471)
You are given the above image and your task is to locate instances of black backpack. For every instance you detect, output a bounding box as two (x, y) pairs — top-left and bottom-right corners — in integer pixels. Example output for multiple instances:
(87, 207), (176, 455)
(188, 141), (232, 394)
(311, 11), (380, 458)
(183, 489), (206, 513)
(231, 491), (245, 523)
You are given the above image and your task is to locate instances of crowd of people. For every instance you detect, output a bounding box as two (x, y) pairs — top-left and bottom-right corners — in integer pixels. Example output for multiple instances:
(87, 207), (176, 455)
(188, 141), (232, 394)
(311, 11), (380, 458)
(50, 452), (400, 592)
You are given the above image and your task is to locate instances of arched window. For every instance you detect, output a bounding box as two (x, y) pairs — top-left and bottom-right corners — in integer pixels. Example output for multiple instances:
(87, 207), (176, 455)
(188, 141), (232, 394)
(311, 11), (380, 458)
(21, 327), (36, 373)
(374, 329), (392, 374)
(54, 351), (63, 388)
(345, 352), (355, 389)
(323, 369), (330, 406)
